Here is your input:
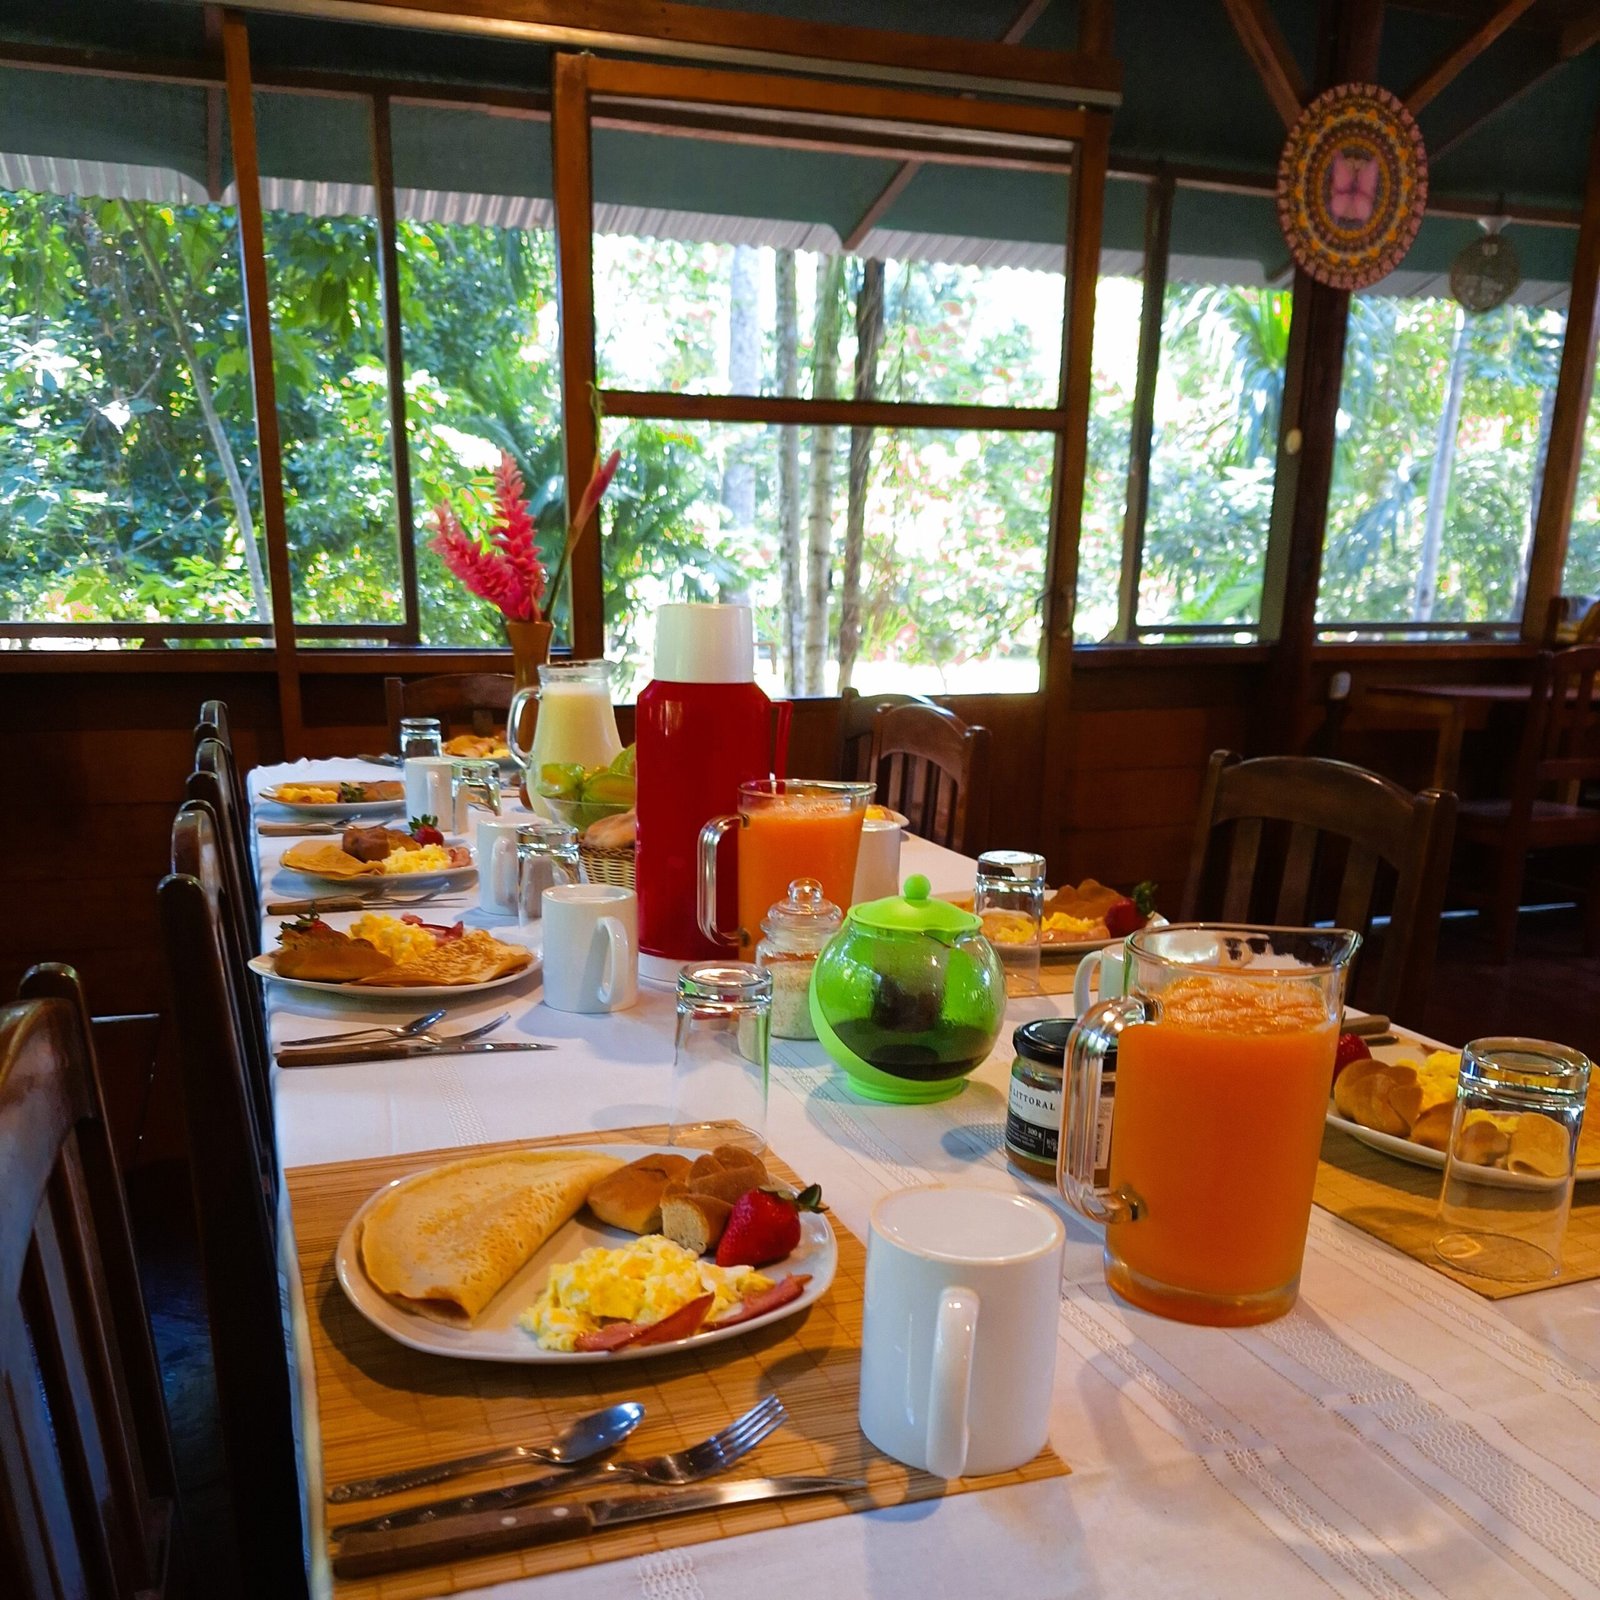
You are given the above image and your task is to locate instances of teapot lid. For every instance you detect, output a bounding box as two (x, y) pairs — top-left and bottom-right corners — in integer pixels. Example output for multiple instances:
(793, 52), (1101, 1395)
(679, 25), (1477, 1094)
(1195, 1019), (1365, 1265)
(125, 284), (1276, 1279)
(846, 874), (981, 935)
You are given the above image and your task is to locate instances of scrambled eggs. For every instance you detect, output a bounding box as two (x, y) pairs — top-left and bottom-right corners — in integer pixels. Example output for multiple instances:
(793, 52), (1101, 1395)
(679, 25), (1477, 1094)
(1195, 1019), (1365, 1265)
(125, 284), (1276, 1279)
(1043, 911), (1104, 937)
(381, 843), (454, 875)
(273, 782), (340, 804)
(519, 1236), (770, 1352)
(348, 914), (437, 965)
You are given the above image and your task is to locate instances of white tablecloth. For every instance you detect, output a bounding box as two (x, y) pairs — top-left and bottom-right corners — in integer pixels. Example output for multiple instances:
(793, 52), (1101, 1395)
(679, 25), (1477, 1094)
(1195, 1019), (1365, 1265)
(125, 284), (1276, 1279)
(252, 760), (1600, 1600)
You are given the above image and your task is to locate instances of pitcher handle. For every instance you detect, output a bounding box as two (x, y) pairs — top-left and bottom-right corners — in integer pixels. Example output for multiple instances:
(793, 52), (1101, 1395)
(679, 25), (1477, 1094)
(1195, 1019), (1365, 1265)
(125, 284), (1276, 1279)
(1057, 997), (1147, 1227)
(696, 814), (743, 947)
(925, 1287), (978, 1480)
(507, 685), (539, 768)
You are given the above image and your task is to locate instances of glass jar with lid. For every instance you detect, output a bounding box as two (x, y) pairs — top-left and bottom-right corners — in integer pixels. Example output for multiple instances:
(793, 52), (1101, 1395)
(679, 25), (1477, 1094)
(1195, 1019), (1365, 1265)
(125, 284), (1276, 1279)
(755, 878), (842, 1040)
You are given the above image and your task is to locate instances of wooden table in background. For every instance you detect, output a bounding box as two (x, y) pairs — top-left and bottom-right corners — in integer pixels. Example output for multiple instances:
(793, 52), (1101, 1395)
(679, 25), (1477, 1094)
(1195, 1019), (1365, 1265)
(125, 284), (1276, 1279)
(1360, 682), (1535, 791)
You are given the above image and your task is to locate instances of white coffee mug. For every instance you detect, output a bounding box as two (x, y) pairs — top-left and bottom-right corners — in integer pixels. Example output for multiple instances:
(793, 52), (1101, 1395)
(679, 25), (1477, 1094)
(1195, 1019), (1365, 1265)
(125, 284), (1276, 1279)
(859, 1185), (1063, 1478)
(404, 756), (454, 829)
(1071, 916), (1168, 1016)
(476, 816), (525, 915)
(542, 884), (638, 1013)
(852, 808), (906, 903)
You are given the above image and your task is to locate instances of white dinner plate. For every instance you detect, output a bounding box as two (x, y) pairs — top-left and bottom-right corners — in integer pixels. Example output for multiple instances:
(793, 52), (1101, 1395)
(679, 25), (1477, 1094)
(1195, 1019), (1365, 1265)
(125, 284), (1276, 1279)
(278, 861), (477, 891)
(260, 786), (406, 819)
(248, 952), (537, 1000)
(1324, 1104), (1599, 1186)
(334, 1144), (837, 1364)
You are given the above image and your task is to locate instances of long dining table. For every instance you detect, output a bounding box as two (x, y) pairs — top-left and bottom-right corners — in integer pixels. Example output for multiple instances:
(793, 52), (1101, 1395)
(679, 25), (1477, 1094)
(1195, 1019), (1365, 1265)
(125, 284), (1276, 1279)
(251, 758), (1600, 1600)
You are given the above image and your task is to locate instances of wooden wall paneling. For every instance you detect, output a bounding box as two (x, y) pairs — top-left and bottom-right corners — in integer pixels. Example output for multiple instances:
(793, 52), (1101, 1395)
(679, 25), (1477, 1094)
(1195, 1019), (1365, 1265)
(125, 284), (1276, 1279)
(1113, 172), (1173, 641)
(550, 52), (603, 660)
(1521, 102), (1600, 640)
(370, 91), (422, 645)
(1040, 116), (1113, 864)
(222, 11), (302, 752)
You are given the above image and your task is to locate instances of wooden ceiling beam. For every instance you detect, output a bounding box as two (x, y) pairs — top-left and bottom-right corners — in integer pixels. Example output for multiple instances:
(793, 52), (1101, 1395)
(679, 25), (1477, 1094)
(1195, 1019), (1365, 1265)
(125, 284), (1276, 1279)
(1559, 4), (1600, 60)
(1403, 0), (1538, 114)
(1220, 0), (1308, 131)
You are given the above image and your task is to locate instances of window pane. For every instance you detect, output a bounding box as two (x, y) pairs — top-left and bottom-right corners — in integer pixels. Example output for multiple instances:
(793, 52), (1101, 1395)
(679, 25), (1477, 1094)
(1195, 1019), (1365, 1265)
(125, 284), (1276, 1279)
(390, 105), (563, 646)
(591, 126), (1067, 406)
(1140, 279), (1291, 630)
(256, 89), (403, 627)
(1321, 296), (1560, 625)
(1075, 273), (1140, 642)
(602, 417), (1050, 700)
(0, 70), (267, 637)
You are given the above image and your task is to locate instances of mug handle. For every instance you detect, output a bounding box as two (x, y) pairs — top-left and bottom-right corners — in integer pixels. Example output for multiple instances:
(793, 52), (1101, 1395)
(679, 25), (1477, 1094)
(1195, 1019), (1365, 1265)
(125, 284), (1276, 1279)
(1071, 950), (1103, 1017)
(492, 832), (516, 904)
(925, 1287), (979, 1480)
(1058, 997), (1147, 1227)
(696, 814), (744, 947)
(595, 915), (628, 1007)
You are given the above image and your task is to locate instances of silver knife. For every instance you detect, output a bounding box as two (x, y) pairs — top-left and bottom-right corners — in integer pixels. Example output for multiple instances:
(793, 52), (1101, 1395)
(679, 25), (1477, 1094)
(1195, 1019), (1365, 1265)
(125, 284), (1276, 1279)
(331, 1475), (865, 1579)
(277, 1038), (556, 1068)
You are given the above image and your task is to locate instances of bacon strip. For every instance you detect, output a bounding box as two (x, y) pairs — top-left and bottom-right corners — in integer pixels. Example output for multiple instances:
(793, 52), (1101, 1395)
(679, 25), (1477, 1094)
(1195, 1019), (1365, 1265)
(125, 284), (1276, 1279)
(706, 1275), (811, 1329)
(573, 1293), (714, 1353)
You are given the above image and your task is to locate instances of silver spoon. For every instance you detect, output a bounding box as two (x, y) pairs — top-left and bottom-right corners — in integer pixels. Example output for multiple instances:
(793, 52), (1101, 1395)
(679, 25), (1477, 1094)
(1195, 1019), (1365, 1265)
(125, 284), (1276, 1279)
(292, 1009), (447, 1049)
(325, 1402), (646, 1503)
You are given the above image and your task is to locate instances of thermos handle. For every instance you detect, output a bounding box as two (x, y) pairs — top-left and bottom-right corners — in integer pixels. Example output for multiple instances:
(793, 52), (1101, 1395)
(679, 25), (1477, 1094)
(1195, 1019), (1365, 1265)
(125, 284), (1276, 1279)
(696, 814), (744, 948)
(507, 685), (538, 768)
(1058, 997), (1146, 1228)
(925, 1287), (979, 1479)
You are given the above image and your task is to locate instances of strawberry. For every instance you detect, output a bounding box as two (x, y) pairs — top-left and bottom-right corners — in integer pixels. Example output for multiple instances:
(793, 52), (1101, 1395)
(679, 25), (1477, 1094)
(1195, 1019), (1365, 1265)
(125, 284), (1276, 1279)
(1333, 1032), (1371, 1086)
(408, 814), (444, 847)
(1105, 881), (1158, 939)
(716, 1183), (824, 1268)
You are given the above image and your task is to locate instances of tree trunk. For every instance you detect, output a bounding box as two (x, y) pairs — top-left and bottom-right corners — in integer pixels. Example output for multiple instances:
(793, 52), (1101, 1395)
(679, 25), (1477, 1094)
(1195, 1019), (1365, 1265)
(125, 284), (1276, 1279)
(1513, 317), (1564, 620)
(721, 244), (759, 535)
(837, 258), (885, 690)
(804, 254), (846, 695)
(775, 250), (803, 696)
(119, 201), (272, 623)
(1413, 308), (1470, 623)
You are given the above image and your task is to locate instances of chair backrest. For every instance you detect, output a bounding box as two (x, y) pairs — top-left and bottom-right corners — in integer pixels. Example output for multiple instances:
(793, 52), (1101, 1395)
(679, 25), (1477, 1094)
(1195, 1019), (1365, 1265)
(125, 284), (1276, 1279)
(836, 688), (937, 782)
(0, 984), (181, 1600)
(189, 734), (261, 935)
(867, 701), (992, 855)
(1520, 646), (1600, 804)
(159, 808), (307, 1600)
(1542, 594), (1600, 647)
(1180, 752), (1457, 1023)
(194, 696), (231, 749)
(384, 672), (514, 745)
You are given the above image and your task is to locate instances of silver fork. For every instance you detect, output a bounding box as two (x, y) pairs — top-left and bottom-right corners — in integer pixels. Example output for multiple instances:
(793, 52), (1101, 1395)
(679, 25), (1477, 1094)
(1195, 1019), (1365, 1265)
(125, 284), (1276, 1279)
(331, 1395), (787, 1539)
(265, 887), (447, 916)
(282, 1011), (511, 1053)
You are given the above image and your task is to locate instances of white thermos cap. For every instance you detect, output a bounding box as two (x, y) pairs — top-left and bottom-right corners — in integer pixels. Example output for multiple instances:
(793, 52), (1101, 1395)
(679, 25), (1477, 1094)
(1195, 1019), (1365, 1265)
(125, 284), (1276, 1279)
(652, 602), (755, 684)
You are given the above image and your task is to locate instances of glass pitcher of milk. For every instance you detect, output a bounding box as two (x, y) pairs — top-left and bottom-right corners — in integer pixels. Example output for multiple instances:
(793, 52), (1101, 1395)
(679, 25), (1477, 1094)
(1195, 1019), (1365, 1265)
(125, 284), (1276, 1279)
(508, 660), (623, 806)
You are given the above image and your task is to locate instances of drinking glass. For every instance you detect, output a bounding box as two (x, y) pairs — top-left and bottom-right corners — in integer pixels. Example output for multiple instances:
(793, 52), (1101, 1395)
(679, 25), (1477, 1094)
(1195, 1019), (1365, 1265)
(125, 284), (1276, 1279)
(449, 757), (500, 833)
(698, 779), (873, 958)
(1059, 924), (1360, 1327)
(514, 820), (579, 930)
(974, 849), (1046, 997)
(397, 716), (443, 761)
(1433, 1038), (1590, 1282)
(668, 963), (772, 1153)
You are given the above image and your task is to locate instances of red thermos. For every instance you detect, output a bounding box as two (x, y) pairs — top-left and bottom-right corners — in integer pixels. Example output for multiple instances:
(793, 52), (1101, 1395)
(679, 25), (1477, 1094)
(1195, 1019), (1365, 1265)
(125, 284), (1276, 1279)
(636, 604), (778, 973)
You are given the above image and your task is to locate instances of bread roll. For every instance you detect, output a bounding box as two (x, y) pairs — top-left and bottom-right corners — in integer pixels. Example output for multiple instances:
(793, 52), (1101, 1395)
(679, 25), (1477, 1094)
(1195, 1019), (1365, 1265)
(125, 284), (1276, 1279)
(660, 1187), (733, 1255)
(585, 1154), (693, 1234)
(1334, 1058), (1424, 1135)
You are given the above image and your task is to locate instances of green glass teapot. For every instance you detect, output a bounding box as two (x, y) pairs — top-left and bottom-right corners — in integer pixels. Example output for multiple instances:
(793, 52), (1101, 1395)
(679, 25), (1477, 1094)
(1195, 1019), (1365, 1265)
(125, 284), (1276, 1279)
(808, 874), (1006, 1103)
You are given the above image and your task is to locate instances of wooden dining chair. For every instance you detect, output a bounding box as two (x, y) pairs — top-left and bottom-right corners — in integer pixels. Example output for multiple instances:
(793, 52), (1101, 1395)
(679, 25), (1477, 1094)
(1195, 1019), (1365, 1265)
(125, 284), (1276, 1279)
(1, 981), (183, 1599)
(1180, 752), (1457, 1024)
(160, 806), (307, 1600)
(1456, 646), (1600, 961)
(866, 700), (992, 856)
(189, 734), (262, 949)
(384, 671), (514, 746)
(194, 695), (231, 750)
(836, 687), (937, 782)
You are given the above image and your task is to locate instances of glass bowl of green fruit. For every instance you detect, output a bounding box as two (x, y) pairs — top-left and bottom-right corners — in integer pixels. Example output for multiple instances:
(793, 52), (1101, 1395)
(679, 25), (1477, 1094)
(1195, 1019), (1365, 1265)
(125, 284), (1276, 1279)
(535, 744), (636, 832)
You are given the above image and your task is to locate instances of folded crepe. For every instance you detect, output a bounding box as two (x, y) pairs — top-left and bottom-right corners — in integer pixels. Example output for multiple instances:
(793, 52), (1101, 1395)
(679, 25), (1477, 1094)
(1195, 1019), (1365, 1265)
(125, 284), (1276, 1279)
(354, 929), (531, 986)
(281, 840), (381, 879)
(360, 1149), (624, 1321)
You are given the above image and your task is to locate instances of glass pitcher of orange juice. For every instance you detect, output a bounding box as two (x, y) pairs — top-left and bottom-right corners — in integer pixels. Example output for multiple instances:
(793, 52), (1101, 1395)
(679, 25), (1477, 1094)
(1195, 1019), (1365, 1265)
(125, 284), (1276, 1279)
(1058, 925), (1360, 1327)
(697, 780), (873, 959)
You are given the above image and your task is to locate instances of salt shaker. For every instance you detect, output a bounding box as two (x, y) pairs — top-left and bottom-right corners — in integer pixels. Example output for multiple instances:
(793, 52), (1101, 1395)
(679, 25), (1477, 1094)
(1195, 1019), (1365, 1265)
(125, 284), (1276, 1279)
(755, 878), (842, 1040)
(515, 820), (579, 930)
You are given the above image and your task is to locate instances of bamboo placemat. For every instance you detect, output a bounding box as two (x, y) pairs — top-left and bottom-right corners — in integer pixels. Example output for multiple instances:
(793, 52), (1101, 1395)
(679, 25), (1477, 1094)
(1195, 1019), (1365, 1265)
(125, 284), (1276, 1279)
(286, 1122), (1068, 1600)
(1316, 1123), (1600, 1299)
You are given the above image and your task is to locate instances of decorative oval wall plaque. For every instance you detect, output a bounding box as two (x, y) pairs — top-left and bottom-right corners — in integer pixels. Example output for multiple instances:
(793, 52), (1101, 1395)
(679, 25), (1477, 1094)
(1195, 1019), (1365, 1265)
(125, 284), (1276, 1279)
(1450, 231), (1521, 313)
(1277, 83), (1428, 291)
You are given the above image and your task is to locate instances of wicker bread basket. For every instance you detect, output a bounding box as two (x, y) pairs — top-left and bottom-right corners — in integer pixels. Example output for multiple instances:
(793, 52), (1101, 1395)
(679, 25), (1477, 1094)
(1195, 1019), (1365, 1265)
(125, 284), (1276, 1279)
(580, 842), (636, 889)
